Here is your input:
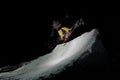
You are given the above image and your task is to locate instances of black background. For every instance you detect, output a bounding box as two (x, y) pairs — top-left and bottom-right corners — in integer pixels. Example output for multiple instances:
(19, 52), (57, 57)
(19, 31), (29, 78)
(0, 3), (119, 79)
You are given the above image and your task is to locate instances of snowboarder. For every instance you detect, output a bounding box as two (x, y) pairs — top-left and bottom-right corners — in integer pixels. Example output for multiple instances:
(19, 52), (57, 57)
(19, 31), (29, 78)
(51, 18), (84, 43)
(51, 20), (72, 42)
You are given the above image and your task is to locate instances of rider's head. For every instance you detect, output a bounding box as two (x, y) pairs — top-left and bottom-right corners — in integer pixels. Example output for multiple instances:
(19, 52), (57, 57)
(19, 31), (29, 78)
(52, 21), (61, 30)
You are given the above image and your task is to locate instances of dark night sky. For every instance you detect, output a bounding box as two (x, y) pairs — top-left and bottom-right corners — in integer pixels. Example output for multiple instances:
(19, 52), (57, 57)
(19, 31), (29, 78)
(0, 4), (119, 79)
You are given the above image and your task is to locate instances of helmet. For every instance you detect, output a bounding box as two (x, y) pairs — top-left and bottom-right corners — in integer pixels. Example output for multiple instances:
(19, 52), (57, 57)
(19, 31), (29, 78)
(52, 21), (61, 30)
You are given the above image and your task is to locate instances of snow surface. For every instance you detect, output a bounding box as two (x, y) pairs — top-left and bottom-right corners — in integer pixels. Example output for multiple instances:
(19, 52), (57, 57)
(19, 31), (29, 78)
(0, 29), (99, 80)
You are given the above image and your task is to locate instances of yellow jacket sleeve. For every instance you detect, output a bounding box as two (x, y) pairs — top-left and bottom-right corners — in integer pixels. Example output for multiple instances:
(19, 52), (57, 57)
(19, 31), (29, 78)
(58, 27), (71, 40)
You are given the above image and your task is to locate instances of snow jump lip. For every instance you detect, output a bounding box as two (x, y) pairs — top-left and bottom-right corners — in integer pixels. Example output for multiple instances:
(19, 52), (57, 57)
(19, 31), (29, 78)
(47, 29), (98, 65)
(0, 29), (98, 80)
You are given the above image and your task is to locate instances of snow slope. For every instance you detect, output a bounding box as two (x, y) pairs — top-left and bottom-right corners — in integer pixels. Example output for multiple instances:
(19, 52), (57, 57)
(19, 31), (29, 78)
(0, 29), (99, 80)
